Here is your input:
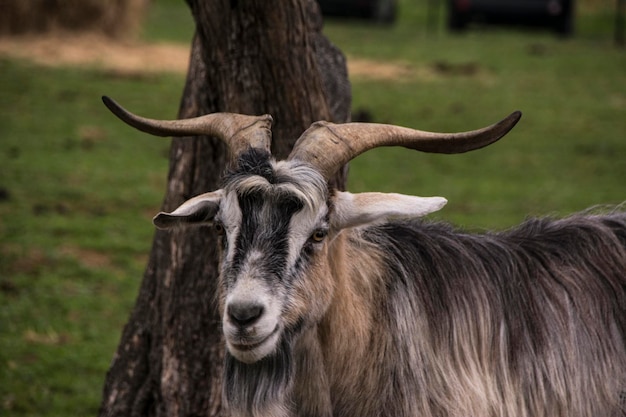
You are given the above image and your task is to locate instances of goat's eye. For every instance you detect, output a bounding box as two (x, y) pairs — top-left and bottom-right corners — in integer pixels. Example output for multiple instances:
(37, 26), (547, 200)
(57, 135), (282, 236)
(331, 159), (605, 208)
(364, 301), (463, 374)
(214, 222), (225, 236)
(311, 229), (327, 243)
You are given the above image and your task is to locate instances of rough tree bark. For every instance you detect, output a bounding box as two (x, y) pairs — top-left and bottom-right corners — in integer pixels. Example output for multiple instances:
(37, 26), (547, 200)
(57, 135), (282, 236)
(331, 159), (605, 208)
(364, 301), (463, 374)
(98, 1), (350, 416)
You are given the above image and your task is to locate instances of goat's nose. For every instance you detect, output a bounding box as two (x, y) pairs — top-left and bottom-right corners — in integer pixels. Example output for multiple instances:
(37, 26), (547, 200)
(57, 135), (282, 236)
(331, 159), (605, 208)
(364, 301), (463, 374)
(227, 301), (264, 327)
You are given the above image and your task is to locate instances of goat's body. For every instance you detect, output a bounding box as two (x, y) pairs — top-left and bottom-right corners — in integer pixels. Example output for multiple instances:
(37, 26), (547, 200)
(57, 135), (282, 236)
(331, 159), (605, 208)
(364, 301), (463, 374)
(315, 212), (626, 417)
(106, 97), (623, 416)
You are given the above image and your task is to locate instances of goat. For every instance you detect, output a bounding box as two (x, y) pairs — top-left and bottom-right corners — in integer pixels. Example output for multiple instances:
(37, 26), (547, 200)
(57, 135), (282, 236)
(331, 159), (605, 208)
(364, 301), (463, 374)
(103, 95), (626, 417)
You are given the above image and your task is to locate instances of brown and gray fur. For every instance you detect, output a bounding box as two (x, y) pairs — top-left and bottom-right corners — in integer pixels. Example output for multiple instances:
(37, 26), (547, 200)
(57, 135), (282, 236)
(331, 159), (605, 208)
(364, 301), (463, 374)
(178, 149), (626, 417)
(102, 96), (625, 417)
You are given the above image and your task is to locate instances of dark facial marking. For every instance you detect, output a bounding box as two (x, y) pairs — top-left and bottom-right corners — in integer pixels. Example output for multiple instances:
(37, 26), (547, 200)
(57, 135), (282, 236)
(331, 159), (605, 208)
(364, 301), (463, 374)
(222, 148), (323, 284)
(229, 191), (304, 285)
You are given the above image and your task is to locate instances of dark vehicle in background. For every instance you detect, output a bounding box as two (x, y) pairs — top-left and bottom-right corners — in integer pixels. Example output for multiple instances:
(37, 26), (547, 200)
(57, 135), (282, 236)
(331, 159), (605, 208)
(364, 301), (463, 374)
(448, 0), (574, 36)
(317, 0), (397, 24)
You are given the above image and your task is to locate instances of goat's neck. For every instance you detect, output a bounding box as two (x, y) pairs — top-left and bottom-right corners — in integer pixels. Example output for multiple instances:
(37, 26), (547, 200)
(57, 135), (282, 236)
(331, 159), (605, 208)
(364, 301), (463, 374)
(292, 327), (333, 417)
(319, 230), (387, 390)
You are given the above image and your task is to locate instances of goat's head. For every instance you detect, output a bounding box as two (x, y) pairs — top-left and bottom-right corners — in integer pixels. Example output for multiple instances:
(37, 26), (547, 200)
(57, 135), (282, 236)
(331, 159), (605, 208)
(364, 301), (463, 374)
(103, 96), (521, 364)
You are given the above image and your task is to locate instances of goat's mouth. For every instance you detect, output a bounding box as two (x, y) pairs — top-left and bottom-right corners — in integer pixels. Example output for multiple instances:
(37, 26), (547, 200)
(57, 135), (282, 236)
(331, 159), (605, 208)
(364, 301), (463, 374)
(226, 325), (281, 364)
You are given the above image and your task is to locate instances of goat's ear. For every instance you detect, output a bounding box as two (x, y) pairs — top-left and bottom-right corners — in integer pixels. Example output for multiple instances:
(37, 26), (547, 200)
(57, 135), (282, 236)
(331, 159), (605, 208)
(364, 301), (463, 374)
(331, 191), (447, 230)
(153, 190), (223, 229)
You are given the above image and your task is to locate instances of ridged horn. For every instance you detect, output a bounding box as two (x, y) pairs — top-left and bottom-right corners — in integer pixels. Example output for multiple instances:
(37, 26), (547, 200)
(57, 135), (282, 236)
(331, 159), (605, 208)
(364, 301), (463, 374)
(102, 96), (273, 158)
(288, 111), (522, 180)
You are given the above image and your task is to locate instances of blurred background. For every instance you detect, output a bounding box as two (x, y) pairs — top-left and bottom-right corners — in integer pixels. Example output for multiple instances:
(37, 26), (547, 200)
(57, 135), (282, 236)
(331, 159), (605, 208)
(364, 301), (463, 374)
(0, 0), (624, 415)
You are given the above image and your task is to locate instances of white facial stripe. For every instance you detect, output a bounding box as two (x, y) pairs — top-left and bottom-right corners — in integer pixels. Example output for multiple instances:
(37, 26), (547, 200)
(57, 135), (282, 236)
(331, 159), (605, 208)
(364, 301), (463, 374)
(286, 204), (328, 268)
(219, 190), (242, 265)
(238, 249), (264, 279)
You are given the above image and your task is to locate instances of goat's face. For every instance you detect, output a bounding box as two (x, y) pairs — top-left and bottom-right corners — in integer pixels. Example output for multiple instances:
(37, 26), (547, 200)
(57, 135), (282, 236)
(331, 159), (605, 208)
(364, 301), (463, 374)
(215, 150), (334, 364)
(153, 149), (447, 363)
(101, 96), (520, 363)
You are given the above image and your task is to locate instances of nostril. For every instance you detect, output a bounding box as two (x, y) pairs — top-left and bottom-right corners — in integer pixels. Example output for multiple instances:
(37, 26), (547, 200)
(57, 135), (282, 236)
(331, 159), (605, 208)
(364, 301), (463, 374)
(227, 302), (264, 327)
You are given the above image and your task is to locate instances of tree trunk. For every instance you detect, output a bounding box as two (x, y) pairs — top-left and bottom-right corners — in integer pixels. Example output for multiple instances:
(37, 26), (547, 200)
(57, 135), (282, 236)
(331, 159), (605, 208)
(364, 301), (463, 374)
(98, 1), (350, 416)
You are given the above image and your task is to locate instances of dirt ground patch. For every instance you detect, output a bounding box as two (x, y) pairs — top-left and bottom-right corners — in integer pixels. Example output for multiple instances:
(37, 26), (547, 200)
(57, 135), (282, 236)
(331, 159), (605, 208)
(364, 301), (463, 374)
(0, 34), (190, 74)
(0, 33), (422, 81)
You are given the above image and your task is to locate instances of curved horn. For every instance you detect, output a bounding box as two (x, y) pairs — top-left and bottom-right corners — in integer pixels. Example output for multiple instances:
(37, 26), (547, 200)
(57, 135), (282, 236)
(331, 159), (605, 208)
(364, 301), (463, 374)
(288, 111), (522, 180)
(102, 96), (273, 158)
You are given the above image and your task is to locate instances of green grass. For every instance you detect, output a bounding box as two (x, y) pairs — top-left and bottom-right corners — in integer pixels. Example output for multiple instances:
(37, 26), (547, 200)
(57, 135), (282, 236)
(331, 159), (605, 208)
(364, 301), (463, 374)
(1, 0), (625, 416)
(343, 31), (626, 227)
(0, 60), (179, 416)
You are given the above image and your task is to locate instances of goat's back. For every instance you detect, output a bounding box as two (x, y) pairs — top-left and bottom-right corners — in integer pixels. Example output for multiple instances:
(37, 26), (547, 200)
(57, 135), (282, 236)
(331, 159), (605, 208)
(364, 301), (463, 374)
(342, 211), (626, 417)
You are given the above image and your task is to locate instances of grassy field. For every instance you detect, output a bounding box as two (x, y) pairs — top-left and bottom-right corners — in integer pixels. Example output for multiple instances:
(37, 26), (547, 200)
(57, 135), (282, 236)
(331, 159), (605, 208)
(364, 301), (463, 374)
(343, 29), (626, 227)
(1, 0), (625, 415)
(0, 61), (179, 415)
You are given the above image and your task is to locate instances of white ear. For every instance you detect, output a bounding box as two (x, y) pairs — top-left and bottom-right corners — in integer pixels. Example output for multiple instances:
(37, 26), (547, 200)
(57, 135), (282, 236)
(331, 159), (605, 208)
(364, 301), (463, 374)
(153, 190), (223, 229)
(332, 191), (447, 230)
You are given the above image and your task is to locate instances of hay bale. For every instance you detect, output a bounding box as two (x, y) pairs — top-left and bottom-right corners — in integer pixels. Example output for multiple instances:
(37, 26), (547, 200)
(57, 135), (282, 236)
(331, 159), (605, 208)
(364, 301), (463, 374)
(0, 0), (150, 38)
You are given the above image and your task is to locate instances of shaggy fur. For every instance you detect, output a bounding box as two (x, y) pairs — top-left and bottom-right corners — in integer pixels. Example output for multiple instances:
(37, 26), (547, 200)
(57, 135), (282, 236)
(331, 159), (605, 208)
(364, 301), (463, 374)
(318, 214), (626, 417)
(175, 150), (626, 417)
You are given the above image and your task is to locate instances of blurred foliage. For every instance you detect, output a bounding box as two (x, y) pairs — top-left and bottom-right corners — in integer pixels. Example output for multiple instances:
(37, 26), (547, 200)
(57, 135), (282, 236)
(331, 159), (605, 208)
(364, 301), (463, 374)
(0, 0), (149, 38)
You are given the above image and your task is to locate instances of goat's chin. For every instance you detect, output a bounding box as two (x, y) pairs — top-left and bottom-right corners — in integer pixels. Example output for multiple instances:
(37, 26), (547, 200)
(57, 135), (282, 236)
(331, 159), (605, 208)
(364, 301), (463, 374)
(225, 327), (282, 364)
